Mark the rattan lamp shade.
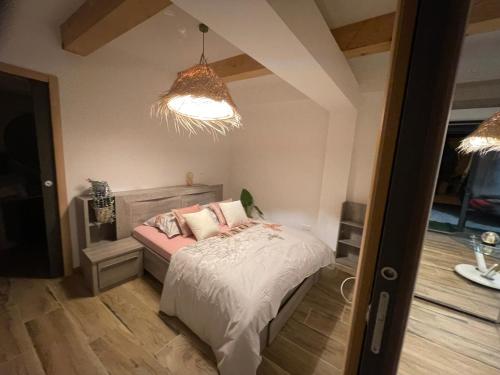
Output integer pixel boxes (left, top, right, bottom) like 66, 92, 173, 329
153, 63, 242, 136
458, 111, 500, 154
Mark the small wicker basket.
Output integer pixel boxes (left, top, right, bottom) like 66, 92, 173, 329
94, 206, 115, 224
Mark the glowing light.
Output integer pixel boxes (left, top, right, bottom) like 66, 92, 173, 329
167, 95, 234, 121
458, 111, 500, 154
152, 24, 242, 137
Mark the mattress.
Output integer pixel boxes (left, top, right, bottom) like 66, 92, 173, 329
133, 225, 195, 261
133, 224, 231, 261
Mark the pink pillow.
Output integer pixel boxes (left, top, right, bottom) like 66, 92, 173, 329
209, 199, 232, 225
172, 204, 201, 237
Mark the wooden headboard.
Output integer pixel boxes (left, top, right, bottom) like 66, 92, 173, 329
114, 184, 222, 239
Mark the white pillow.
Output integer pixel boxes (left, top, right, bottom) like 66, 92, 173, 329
183, 209, 220, 241
219, 200, 249, 228
144, 212, 180, 238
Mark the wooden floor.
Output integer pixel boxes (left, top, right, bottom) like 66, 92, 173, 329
415, 231, 500, 322
1, 256, 499, 374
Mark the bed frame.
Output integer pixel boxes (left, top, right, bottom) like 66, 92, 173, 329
114, 184, 319, 348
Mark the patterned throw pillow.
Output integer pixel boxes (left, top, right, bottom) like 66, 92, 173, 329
209, 199, 232, 225
155, 212, 181, 238
144, 212, 180, 238
172, 204, 202, 237
202, 204, 222, 224
144, 215, 157, 227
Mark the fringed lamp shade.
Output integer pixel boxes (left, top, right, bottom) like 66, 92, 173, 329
458, 111, 500, 154
153, 63, 242, 137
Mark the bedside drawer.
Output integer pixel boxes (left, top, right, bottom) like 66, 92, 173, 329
98, 251, 142, 290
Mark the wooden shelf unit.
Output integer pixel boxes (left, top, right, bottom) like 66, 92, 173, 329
76, 196, 116, 255
340, 220, 364, 229
338, 238, 362, 248
335, 201, 366, 275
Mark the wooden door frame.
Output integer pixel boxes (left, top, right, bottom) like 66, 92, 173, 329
343, 1, 419, 372
0, 61, 72, 275
343, 0, 471, 373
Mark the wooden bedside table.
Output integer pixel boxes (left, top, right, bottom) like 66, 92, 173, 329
81, 236, 144, 295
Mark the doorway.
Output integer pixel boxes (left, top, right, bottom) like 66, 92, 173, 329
430, 120, 500, 234
343, 0, 474, 373
0, 71, 63, 278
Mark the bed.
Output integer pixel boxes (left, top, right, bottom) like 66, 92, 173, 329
114, 185, 333, 375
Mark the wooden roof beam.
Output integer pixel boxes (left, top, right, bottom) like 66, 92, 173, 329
209, 54, 271, 83
61, 0, 500, 84
333, 0, 500, 58
61, 0, 172, 56
214, 0, 500, 82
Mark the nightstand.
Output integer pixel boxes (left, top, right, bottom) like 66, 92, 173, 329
81, 237, 144, 295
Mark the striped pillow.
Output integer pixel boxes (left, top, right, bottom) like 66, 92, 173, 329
172, 204, 201, 237
144, 212, 180, 238
209, 199, 232, 225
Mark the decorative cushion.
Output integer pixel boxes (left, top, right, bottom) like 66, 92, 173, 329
183, 209, 220, 241
202, 204, 221, 223
155, 213, 181, 238
219, 200, 249, 228
209, 199, 232, 225
172, 204, 201, 237
144, 212, 181, 238
144, 216, 157, 227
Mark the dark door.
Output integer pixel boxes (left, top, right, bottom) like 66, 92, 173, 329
356, 0, 471, 373
0, 72, 62, 278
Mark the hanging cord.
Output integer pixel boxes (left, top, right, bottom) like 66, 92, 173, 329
199, 23, 208, 65
340, 276, 356, 304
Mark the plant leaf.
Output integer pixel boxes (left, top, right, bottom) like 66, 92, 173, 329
254, 205, 264, 216
246, 206, 253, 218
240, 188, 253, 207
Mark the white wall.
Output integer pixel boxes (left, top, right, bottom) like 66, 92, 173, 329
0, 0, 378, 266
227, 76, 329, 230
316, 109, 357, 246
173, 0, 361, 251
347, 103, 500, 205
0, 0, 237, 266
1, 0, 340, 265
345, 53, 390, 204
344, 28, 500, 205
346, 91, 386, 203
227, 74, 359, 250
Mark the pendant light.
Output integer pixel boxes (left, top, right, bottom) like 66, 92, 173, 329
458, 111, 500, 154
153, 24, 242, 137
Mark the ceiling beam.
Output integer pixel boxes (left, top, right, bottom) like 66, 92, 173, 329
209, 54, 271, 82
453, 79, 500, 109
467, 0, 500, 34
332, 13, 395, 59
174, 0, 359, 110
62, 0, 500, 85
61, 0, 172, 56
333, 0, 500, 58
213, 0, 500, 83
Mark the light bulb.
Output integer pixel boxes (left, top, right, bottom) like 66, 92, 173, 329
167, 95, 234, 121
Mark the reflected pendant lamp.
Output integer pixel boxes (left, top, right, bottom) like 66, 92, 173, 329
153, 24, 242, 137
458, 111, 500, 154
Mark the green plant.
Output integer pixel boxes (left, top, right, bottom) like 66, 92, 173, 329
240, 188, 263, 218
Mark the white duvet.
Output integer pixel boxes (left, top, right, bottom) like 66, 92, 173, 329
160, 223, 333, 375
